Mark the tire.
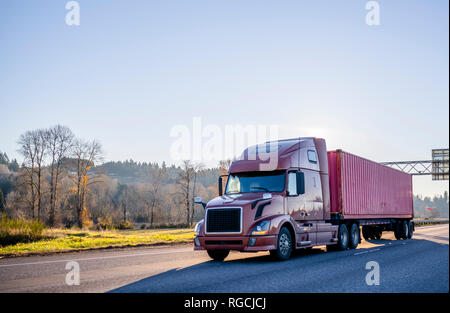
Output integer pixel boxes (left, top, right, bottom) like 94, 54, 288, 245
349, 223, 360, 249
270, 227, 293, 261
407, 221, 414, 239
394, 222, 402, 240
207, 249, 229, 261
336, 224, 349, 250
401, 220, 409, 239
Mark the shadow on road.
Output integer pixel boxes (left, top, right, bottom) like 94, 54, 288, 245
108, 235, 448, 293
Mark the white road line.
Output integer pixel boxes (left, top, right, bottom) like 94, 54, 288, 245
354, 248, 380, 256
0, 248, 194, 268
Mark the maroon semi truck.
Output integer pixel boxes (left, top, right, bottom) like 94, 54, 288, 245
193, 137, 414, 261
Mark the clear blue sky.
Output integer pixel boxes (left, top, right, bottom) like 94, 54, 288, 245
0, 0, 448, 197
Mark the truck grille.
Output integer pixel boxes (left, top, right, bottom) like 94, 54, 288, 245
206, 208, 241, 233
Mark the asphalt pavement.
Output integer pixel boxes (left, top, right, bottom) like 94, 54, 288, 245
0, 224, 448, 293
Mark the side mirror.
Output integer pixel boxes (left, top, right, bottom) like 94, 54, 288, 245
194, 196, 206, 209
194, 196, 202, 203
218, 177, 223, 196
296, 171, 305, 195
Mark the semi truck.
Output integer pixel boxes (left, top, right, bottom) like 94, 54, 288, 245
193, 137, 414, 261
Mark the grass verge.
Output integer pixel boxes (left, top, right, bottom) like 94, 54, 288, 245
0, 228, 194, 257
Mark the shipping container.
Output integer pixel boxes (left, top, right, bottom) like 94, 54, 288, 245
328, 150, 413, 219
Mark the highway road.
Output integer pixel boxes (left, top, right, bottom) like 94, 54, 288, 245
0, 224, 448, 293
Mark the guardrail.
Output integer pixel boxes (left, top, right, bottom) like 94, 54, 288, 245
413, 219, 449, 226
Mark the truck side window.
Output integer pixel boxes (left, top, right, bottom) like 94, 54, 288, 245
307, 150, 317, 164
287, 172, 297, 196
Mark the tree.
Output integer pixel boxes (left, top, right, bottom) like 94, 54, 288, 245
0, 189, 5, 212
177, 160, 195, 226
219, 159, 232, 175
17, 129, 47, 219
190, 162, 204, 226
71, 139, 103, 228
46, 125, 74, 227
113, 182, 129, 222
145, 165, 166, 227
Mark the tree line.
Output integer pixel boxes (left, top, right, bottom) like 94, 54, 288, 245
414, 193, 449, 218
0, 125, 228, 229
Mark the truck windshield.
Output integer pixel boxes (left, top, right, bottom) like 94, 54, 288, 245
225, 170, 286, 194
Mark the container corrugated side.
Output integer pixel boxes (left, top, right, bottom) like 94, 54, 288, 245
328, 150, 413, 219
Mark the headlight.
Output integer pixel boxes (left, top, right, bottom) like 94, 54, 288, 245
251, 220, 270, 235
194, 219, 204, 236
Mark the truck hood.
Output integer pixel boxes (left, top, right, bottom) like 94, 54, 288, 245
206, 192, 281, 208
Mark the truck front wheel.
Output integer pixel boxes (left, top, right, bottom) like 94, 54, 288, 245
270, 227, 292, 261
207, 249, 230, 261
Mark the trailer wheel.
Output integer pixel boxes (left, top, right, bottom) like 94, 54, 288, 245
270, 227, 292, 261
400, 220, 409, 239
394, 222, 402, 240
349, 223, 360, 249
407, 221, 414, 239
337, 224, 349, 250
207, 250, 229, 261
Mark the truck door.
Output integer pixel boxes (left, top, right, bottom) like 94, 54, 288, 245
286, 170, 307, 221
304, 170, 323, 221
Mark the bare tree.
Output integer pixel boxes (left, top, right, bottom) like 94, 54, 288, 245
17, 129, 47, 220
144, 165, 166, 227
219, 159, 232, 175
71, 139, 102, 228
46, 125, 74, 227
34, 129, 47, 222
177, 160, 194, 226
190, 162, 204, 225
17, 131, 37, 218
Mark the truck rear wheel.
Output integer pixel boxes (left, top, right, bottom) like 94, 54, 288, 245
349, 223, 360, 249
336, 224, 349, 250
207, 249, 229, 261
270, 227, 292, 261
407, 221, 414, 239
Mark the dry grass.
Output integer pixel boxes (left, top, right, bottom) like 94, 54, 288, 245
0, 227, 194, 257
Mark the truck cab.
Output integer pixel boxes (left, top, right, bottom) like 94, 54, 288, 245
193, 137, 339, 261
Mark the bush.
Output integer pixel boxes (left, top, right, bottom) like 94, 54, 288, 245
0, 214, 46, 246
117, 220, 134, 230
80, 208, 93, 229
97, 216, 115, 230
147, 223, 190, 229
